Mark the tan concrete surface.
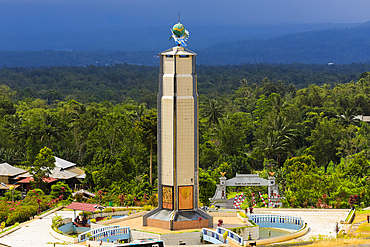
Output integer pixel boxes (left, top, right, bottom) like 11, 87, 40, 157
108, 216, 245, 234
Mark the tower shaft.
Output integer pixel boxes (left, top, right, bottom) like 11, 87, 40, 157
144, 46, 212, 230
159, 46, 198, 211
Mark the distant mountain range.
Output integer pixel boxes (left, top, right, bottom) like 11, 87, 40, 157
199, 21, 370, 65
0, 22, 370, 66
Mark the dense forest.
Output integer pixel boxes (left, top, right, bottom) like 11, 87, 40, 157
1, 64, 370, 209
0, 63, 370, 108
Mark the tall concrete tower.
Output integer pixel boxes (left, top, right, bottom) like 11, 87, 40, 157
143, 45, 212, 230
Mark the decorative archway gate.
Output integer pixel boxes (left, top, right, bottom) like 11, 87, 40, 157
209, 174, 282, 208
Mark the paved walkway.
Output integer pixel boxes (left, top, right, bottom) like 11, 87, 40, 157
254, 208, 349, 240
0, 208, 351, 246
0, 210, 82, 247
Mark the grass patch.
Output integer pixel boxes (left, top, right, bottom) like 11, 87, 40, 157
238, 211, 248, 218
47, 241, 71, 245
268, 238, 370, 247
353, 210, 370, 224
0, 222, 19, 235
248, 220, 257, 227
357, 222, 370, 232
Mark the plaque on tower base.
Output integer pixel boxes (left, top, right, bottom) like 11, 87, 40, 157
162, 186, 173, 210
179, 186, 193, 210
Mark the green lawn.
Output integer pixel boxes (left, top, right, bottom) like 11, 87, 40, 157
353, 210, 370, 224
357, 222, 370, 232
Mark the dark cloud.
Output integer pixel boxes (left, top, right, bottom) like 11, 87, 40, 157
0, 0, 369, 31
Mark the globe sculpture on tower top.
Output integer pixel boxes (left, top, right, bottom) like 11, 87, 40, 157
169, 22, 189, 47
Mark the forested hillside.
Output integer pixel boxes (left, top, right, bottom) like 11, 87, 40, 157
0, 63, 369, 108
1, 65, 370, 208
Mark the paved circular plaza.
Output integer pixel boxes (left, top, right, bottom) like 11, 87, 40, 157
0, 208, 351, 246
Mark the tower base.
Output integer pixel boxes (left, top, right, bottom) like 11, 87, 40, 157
143, 208, 213, 230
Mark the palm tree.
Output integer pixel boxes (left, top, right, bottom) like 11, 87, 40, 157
41, 113, 65, 147
6, 114, 35, 162
205, 99, 223, 126
338, 108, 360, 127
257, 115, 296, 165
268, 93, 290, 116
130, 103, 147, 123
68, 101, 88, 162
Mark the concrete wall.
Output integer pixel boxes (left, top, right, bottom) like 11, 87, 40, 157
61, 218, 72, 225
237, 226, 259, 240
160, 231, 201, 246
245, 223, 309, 246
173, 219, 209, 230
131, 230, 202, 246
236, 212, 248, 223
147, 218, 171, 229
50, 227, 79, 244
58, 222, 90, 235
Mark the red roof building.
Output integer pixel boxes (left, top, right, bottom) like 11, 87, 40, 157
67, 202, 103, 212
18, 177, 57, 184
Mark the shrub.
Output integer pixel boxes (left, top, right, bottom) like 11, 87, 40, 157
74, 193, 83, 202
26, 189, 45, 198
238, 211, 248, 218
143, 205, 153, 211
90, 219, 96, 223
51, 214, 63, 229
4, 190, 22, 201
103, 207, 113, 213
79, 211, 92, 217
50, 182, 72, 200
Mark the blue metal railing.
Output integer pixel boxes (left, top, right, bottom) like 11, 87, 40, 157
202, 227, 243, 245
249, 214, 304, 230
78, 225, 120, 242
217, 227, 243, 245
88, 227, 130, 242
202, 228, 228, 244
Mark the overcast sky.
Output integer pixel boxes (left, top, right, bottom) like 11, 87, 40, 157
0, 0, 369, 31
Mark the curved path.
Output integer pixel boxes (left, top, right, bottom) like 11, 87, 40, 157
0, 211, 81, 247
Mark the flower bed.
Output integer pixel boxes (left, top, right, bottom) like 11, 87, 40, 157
0, 189, 64, 227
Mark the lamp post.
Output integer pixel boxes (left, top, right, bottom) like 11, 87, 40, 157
1, 182, 14, 202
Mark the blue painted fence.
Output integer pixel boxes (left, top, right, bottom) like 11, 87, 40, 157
202, 227, 243, 245
217, 227, 243, 245
249, 214, 304, 230
202, 228, 227, 244
87, 226, 130, 243
78, 225, 122, 242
